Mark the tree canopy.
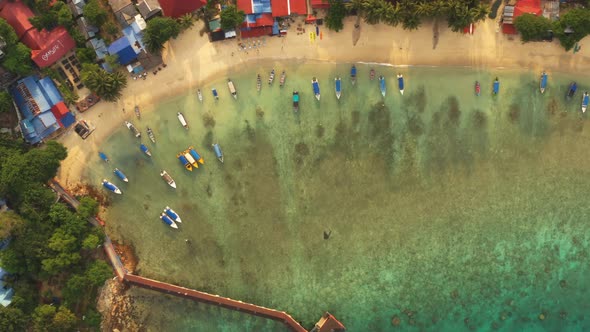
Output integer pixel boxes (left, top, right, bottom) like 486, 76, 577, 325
514, 14, 552, 42
220, 5, 245, 31
553, 8, 590, 51
0, 19, 33, 76
83, 0, 108, 28
325, 0, 346, 32
0, 91, 13, 113
80, 64, 128, 102
142, 17, 181, 53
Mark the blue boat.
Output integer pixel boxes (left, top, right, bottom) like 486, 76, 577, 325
178, 154, 192, 171
397, 74, 404, 95
164, 206, 182, 223
99, 152, 109, 163
312, 77, 320, 101
160, 213, 178, 229
292, 91, 299, 112
140, 143, 152, 157
379, 76, 386, 97
493, 77, 500, 95
102, 179, 122, 194
582, 92, 589, 113
189, 147, 204, 165
335, 77, 342, 100
350, 65, 357, 85
567, 82, 577, 99
213, 143, 224, 163
212, 88, 219, 100
540, 72, 548, 94
113, 168, 128, 182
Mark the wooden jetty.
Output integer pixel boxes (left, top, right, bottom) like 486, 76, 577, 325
50, 179, 346, 332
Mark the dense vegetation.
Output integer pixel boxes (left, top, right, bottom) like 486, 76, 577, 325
80, 63, 128, 102
0, 136, 112, 331
325, 0, 347, 32
514, 14, 553, 42
142, 17, 181, 53
327, 0, 489, 32
220, 5, 246, 31
0, 19, 33, 76
553, 8, 590, 51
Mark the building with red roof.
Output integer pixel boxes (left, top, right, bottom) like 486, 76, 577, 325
0, 0, 75, 68
502, 0, 542, 35
311, 0, 330, 9
158, 0, 206, 18
272, 0, 289, 17
289, 0, 307, 15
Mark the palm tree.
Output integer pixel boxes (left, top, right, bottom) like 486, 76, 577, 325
384, 2, 402, 26
469, 4, 489, 22
81, 64, 127, 102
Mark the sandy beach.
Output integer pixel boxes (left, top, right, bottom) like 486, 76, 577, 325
55, 16, 590, 189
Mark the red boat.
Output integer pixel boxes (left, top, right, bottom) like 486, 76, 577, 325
475, 81, 481, 96
370, 68, 375, 80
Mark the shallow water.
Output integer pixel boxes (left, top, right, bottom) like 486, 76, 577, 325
88, 63, 590, 331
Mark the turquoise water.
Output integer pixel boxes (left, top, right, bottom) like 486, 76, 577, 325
88, 63, 590, 331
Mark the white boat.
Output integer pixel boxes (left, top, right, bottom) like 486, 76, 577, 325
160, 170, 177, 189
582, 92, 589, 113
160, 213, 178, 229
184, 152, 198, 168
279, 71, 286, 87
197, 89, 203, 102
147, 127, 156, 143
227, 79, 237, 99
125, 121, 141, 138
177, 112, 188, 129
268, 69, 275, 85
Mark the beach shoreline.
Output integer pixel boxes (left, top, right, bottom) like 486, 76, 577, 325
55, 16, 589, 190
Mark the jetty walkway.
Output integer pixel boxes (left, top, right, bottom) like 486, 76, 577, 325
49, 180, 345, 332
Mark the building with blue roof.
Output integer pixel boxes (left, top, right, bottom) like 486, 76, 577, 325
10, 75, 75, 144
107, 21, 146, 66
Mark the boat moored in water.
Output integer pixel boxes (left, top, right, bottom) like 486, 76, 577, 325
102, 179, 122, 194
160, 170, 177, 189
177, 153, 193, 171
140, 143, 152, 157
227, 79, 237, 99
540, 72, 548, 94
189, 146, 205, 165
114, 168, 128, 182
197, 89, 203, 102
256, 74, 262, 92
212, 88, 219, 100
184, 151, 199, 168
99, 152, 109, 163
379, 75, 386, 97
213, 143, 224, 163
312, 77, 320, 101
279, 71, 286, 87
567, 82, 577, 99
134, 106, 141, 119
397, 74, 404, 95
125, 121, 141, 138
475, 81, 481, 96
335, 77, 342, 100
177, 112, 188, 129
268, 69, 275, 85
582, 92, 589, 113
160, 213, 178, 229
292, 91, 299, 112
370, 68, 375, 81
493, 78, 500, 95
351, 65, 357, 85
164, 206, 182, 223
147, 127, 156, 143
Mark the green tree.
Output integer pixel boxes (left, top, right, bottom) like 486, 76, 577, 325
220, 5, 245, 31
178, 13, 195, 30
104, 54, 120, 71
62, 274, 88, 306
142, 17, 181, 53
0, 306, 27, 332
553, 8, 590, 51
52, 306, 77, 332
0, 18, 19, 45
83, 0, 108, 27
103, 21, 119, 36
0, 91, 13, 113
55, 2, 74, 28
2, 43, 34, 76
85, 260, 112, 287
0, 211, 25, 239
81, 234, 100, 250
80, 64, 128, 102
77, 197, 99, 219
75, 48, 96, 64
32, 304, 56, 332
514, 13, 552, 42
325, 0, 346, 32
